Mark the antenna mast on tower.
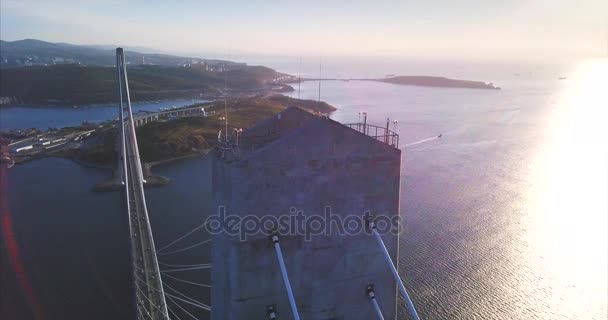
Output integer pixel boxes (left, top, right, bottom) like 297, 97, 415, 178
318, 57, 322, 102
298, 57, 302, 99
224, 63, 228, 142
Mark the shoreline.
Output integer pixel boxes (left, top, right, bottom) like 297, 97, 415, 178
5, 142, 210, 172
91, 151, 213, 192
10, 147, 213, 192
3, 93, 338, 182
147, 149, 212, 168
0, 97, 214, 109
1, 86, 294, 109
4, 151, 204, 191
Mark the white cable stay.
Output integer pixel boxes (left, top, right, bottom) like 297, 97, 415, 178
163, 280, 212, 311
166, 294, 200, 320
271, 234, 301, 320
136, 283, 168, 318
135, 282, 172, 319
135, 273, 211, 312
157, 239, 212, 256
159, 262, 212, 268
368, 219, 421, 320
133, 263, 146, 273
166, 302, 183, 320
165, 292, 211, 311
136, 263, 210, 288
134, 283, 154, 319
156, 223, 208, 253
161, 265, 212, 273
137, 299, 153, 320
366, 285, 385, 320
162, 273, 212, 288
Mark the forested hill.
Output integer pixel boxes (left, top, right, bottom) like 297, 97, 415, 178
0, 39, 233, 68
0, 64, 292, 105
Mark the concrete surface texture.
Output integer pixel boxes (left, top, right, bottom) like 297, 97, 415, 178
211, 107, 402, 320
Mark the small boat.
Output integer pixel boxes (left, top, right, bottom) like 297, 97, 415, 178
558, 76, 567, 80
438, 134, 442, 138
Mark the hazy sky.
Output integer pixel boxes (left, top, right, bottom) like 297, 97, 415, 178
1, 0, 606, 62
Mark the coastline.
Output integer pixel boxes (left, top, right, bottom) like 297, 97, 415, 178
10, 151, 205, 192
147, 149, 212, 168
0, 86, 294, 109
3, 93, 332, 190
90, 149, 214, 192
0, 97, 214, 109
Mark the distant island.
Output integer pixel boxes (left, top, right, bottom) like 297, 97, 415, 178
379, 76, 500, 90
300, 76, 500, 90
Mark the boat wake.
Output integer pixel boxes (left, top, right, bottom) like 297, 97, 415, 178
403, 135, 441, 147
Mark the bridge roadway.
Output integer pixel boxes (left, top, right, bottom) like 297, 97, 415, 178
125, 121, 169, 320
132, 103, 214, 127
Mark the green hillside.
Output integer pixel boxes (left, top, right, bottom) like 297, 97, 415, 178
0, 64, 288, 105
0, 39, 232, 68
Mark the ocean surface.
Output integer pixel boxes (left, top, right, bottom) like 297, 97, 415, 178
3, 59, 607, 320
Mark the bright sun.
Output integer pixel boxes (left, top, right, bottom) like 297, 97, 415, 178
525, 58, 608, 316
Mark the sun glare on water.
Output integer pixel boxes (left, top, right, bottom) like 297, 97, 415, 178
524, 58, 608, 318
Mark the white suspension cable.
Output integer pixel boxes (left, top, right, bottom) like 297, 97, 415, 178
368, 220, 421, 320
167, 302, 184, 320
166, 295, 200, 320
271, 234, 301, 320
135, 283, 172, 319
162, 281, 212, 311
367, 285, 385, 320
164, 292, 211, 311
162, 273, 212, 288
157, 239, 211, 256
159, 262, 212, 268
137, 299, 152, 320
135, 275, 176, 315
156, 223, 207, 253
161, 265, 212, 273
135, 283, 158, 320
136, 273, 211, 312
